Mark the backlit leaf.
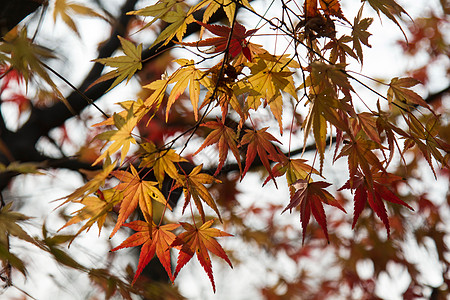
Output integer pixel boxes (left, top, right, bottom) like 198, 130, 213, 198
339, 171, 413, 237
53, 0, 104, 36
171, 219, 233, 292
139, 142, 187, 186
111, 221, 180, 284
175, 165, 222, 222
59, 189, 122, 240
239, 127, 284, 185
93, 107, 138, 166
194, 119, 241, 176
90, 36, 142, 92
179, 21, 258, 61
110, 165, 169, 237
166, 59, 211, 121
282, 180, 346, 243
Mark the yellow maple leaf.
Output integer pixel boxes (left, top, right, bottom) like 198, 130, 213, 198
150, 3, 195, 49
242, 57, 297, 133
191, 0, 254, 32
166, 59, 211, 121
139, 142, 187, 186
143, 78, 169, 107
60, 157, 116, 205
59, 189, 122, 240
93, 107, 138, 166
90, 36, 142, 92
53, 0, 105, 36
127, 0, 179, 31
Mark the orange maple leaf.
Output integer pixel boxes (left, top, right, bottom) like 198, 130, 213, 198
171, 219, 233, 292
175, 164, 222, 222
194, 119, 241, 176
239, 127, 284, 185
336, 136, 386, 189
304, 0, 349, 22
111, 221, 180, 284
110, 165, 170, 237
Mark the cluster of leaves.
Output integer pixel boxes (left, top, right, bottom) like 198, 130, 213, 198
0, 0, 449, 298
52, 0, 450, 292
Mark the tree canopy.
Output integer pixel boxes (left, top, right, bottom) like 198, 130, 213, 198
0, 0, 449, 298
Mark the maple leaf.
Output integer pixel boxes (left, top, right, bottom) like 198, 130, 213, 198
324, 35, 358, 64
191, 0, 254, 28
263, 157, 319, 186
143, 78, 169, 109
364, 0, 409, 39
149, 3, 195, 49
194, 119, 241, 176
318, 0, 350, 23
336, 136, 386, 189
110, 165, 170, 237
244, 57, 298, 132
111, 220, 180, 284
139, 142, 187, 186
239, 127, 284, 185
402, 115, 450, 175
90, 36, 142, 92
0, 162, 44, 175
387, 77, 430, 109
61, 157, 116, 205
53, 0, 104, 36
127, 0, 179, 31
59, 189, 122, 240
282, 179, 346, 243
0, 203, 40, 274
0, 28, 72, 110
166, 59, 212, 121
358, 112, 382, 144
302, 84, 349, 172
93, 107, 138, 166
179, 21, 258, 61
352, 7, 373, 64
339, 171, 413, 237
171, 219, 233, 292
175, 164, 222, 222
41, 224, 86, 271
178, 164, 222, 222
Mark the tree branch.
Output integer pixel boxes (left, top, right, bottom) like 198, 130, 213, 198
0, 0, 44, 36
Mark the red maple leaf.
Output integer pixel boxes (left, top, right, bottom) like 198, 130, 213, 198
179, 21, 258, 61
339, 171, 414, 237
282, 179, 346, 243
111, 221, 180, 284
